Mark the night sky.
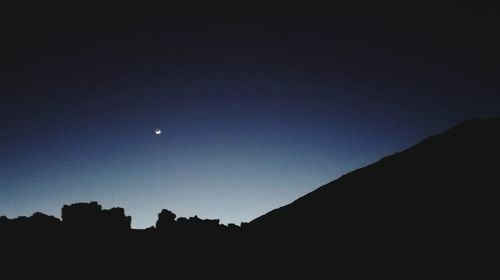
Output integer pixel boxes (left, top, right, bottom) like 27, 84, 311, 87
1, 2, 499, 228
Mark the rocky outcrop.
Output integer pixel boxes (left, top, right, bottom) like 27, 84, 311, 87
62, 202, 131, 231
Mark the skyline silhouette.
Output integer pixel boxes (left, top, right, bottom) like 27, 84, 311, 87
2, 117, 499, 228
2, 3, 499, 279
2, 117, 499, 279
2, 2, 500, 228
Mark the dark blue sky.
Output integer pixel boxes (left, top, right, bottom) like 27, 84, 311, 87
1, 2, 499, 228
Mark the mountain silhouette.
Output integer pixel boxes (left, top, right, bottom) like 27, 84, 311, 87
247, 117, 500, 279
1, 118, 498, 279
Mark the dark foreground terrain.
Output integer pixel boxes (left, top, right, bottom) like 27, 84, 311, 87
2, 118, 499, 279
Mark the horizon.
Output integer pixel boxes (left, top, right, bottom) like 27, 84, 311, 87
2, 3, 500, 229
2, 117, 498, 229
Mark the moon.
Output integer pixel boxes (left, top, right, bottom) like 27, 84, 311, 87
155, 129, 162, 135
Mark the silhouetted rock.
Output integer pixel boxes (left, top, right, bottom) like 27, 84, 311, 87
1, 118, 499, 280
248, 118, 500, 279
101, 207, 132, 231
62, 201, 102, 230
240, 222, 249, 228
227, 223, 239, 230
0, 215, 10, 231
175, 215, 222, 233
61, 202, 130, 232
29, 212, 61, 227
156, 209, 176, 230
0, 215, 8, 224
0, 212, 61, 239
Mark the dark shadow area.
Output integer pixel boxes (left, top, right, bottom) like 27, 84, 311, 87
1, 118, 499, 279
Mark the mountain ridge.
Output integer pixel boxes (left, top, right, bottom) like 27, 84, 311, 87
250, 117, 499, 226
245, 117, 500, 279
1, 117, 499, 279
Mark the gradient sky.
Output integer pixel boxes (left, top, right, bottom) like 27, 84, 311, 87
1, 2, 499, 228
